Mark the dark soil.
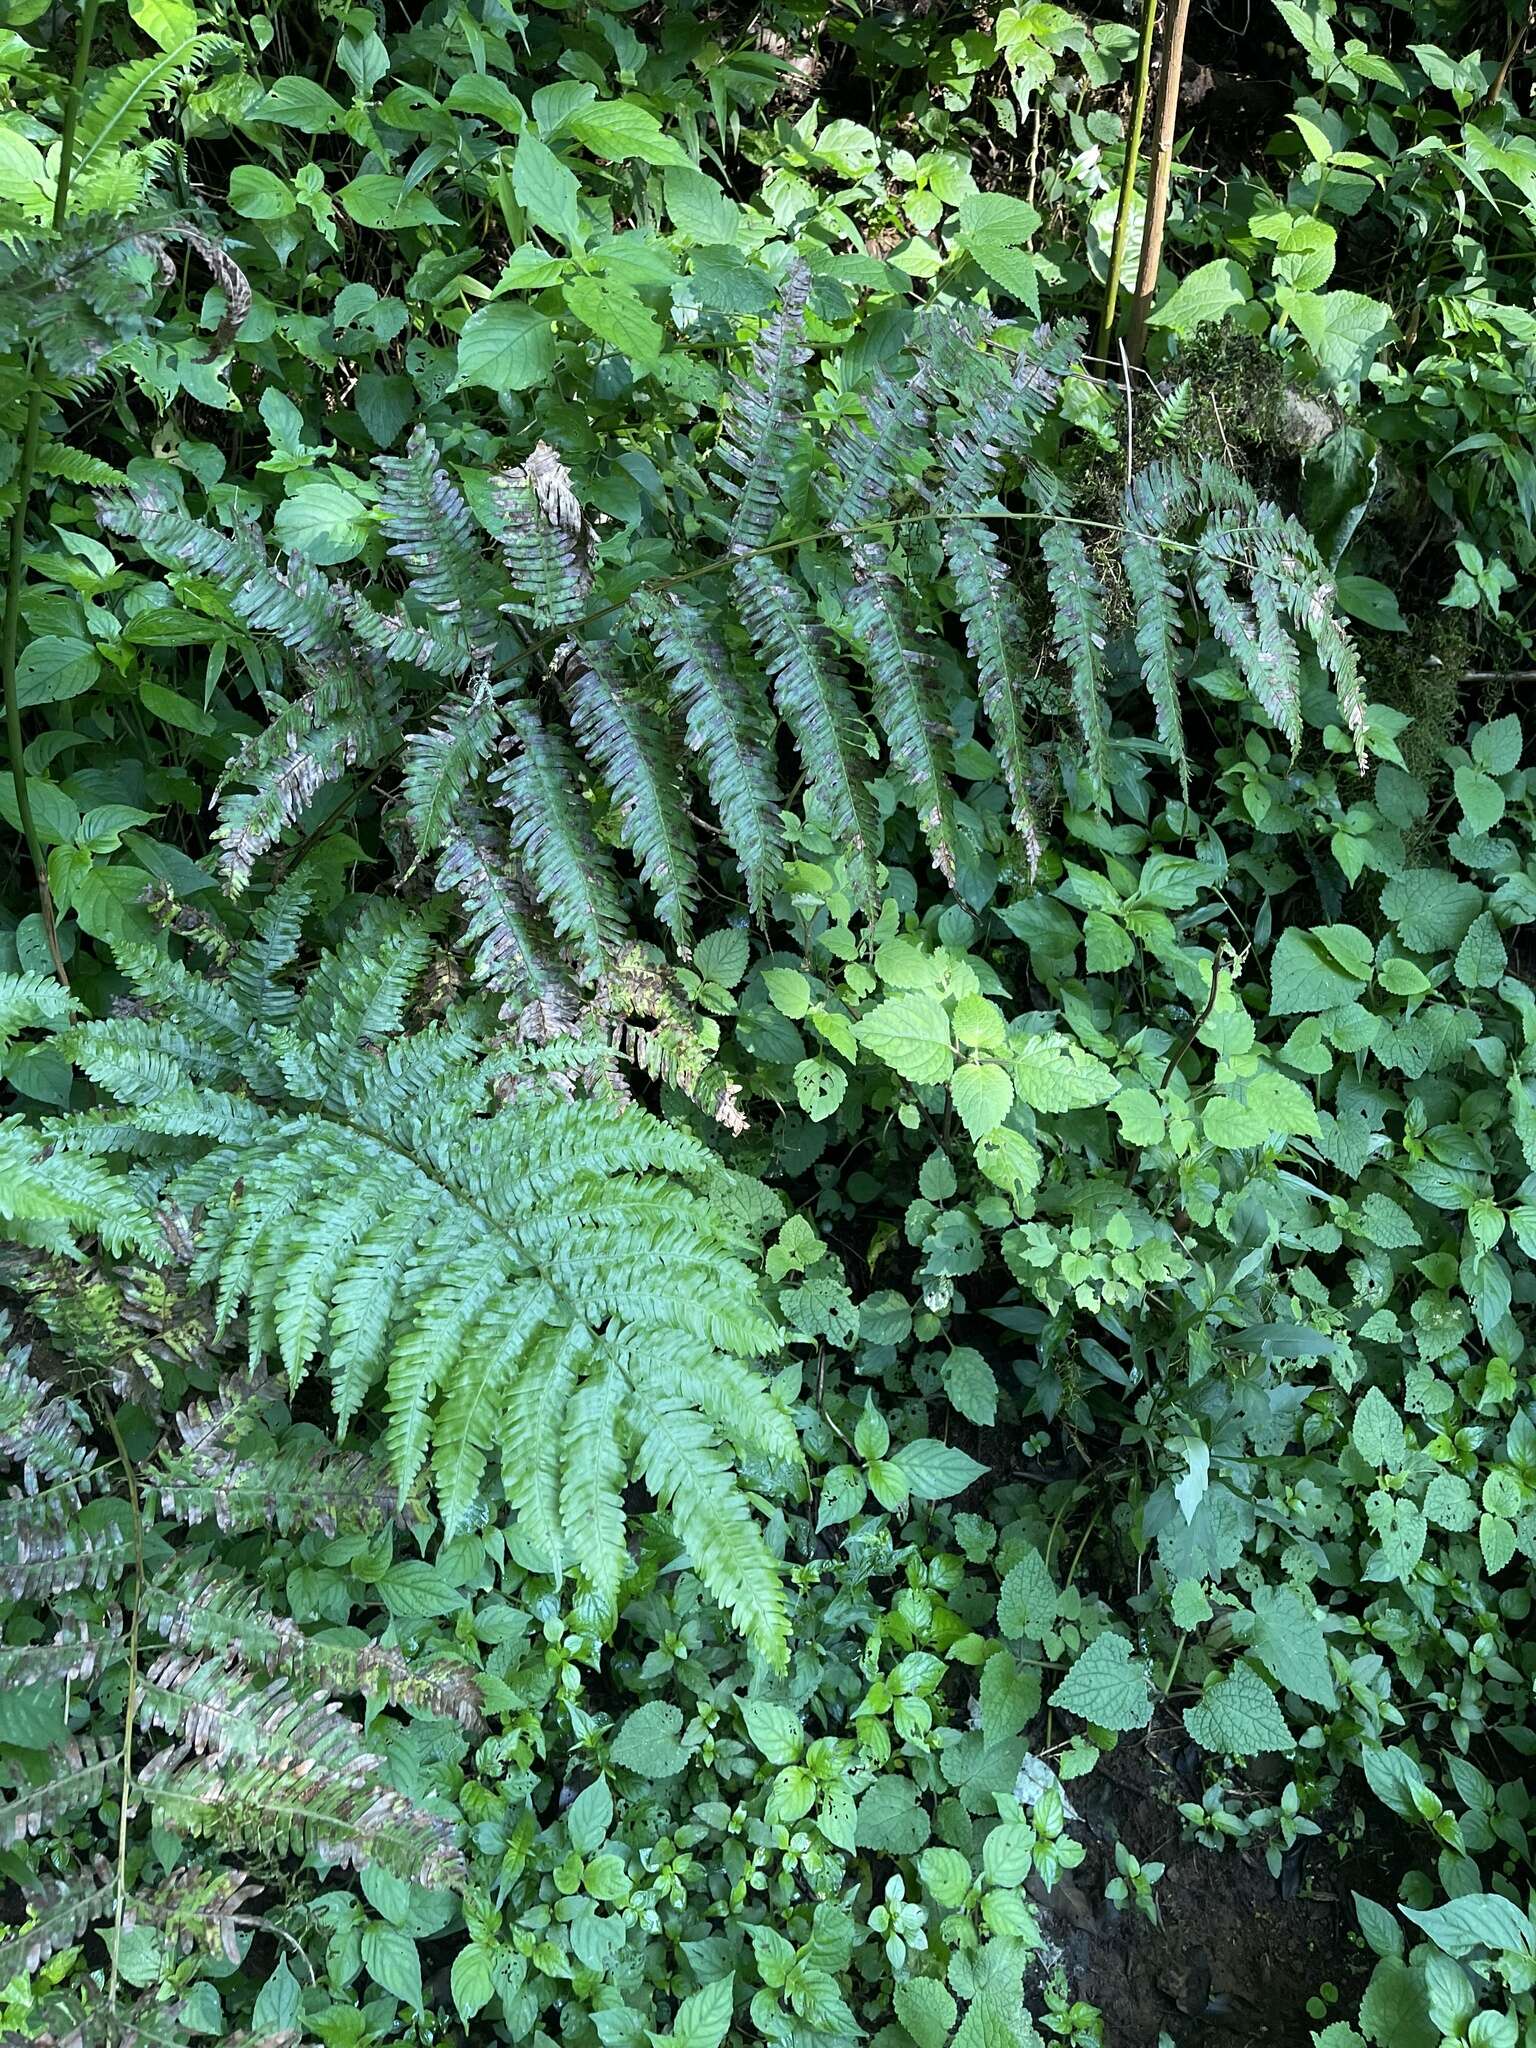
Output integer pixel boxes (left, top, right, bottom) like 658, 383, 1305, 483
1029, 1720, 1403, 2046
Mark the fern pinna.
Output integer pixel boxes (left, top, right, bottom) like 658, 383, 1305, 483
11, 903, 800, 1668
0, 1305, 471, 2028
96, 276, 1369, 1006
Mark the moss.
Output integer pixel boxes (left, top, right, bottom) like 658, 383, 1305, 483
1368, 613, 1471, 788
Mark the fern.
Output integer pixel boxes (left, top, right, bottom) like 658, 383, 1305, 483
636, 591, 784, 918
33, 917, 799, 1664
94, 281, 1369, 971
0, 1278, 480, 1988
1039, 521, 1112, 799
734, 553, 881, 905
714, 259, 813, 552
567, 639, 700, 949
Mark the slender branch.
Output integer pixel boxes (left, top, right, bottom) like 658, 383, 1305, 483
1097, 0, 1159, 359
1123, 0, 1193, 368
1, 0, 102, 988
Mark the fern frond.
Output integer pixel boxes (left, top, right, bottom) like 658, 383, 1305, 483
1195, 511, 1303, 751
434, 812, 570, 1002
70, 36, 234, 195
46, 918, 798, 1661
492, 445, 591, 629
1121, 460, 1198, 793
636, 590, 784, 917
567, 641, 700, 949
0, 1736, 119, 1847
0, 1313, 98, 1495
734, 554, 880, 902
36, 444, 128, 487
943, 520, 1044, 873
715, 261, 812, 552
402, 687, 502, 857
844, 542, 960, 884
0, 1863, 114, 1980
1039, 521, 1110, 799
138, 1738, 464, 1889
97, 490, 355, 664
629, 1378, 791, 1667
496, 703, 626, 978
559, 1356, 628, 1630
0, 1622, 117, 1687
376, 428, 503, 656
433, 1282, 556, 1537
147, 1375, 404, 1536
937, 320, 1081, 507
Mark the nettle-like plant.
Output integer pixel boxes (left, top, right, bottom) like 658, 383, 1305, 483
0, 1304, 473, 2035
98, 277, 1367, 1009
8, 895, 801, 1666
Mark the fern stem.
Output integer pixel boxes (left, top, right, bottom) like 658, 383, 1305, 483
1096, 0, 1159, 359
0, 0, 102, 989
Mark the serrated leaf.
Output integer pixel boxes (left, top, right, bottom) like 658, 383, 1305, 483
1183, 1666, 1293, 1755
855, 994, 954, 1086
1049, 1633, 1152, 1732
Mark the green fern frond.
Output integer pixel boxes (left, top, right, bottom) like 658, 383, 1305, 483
1039, 521, 1110, 800
43, 919, 796, 1661
36, 444, 127, 487
628, 1379, 791, 1665
497, 703, 626, 979
637, 591, 784, 917
69, 36, 234, 197
942, 520, 1044, 873
1121, 460, 1198, 793
377, 428, 504, 656
715, 260, 812, 552
567, 641, 700, 949
937, 320, 1081, 507
402, 687, 502, 857
0, 1312, 99, 1495
734, 554, 880, 904
844, 543, 960, 885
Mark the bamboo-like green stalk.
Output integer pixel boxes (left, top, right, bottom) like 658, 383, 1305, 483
2, 0, 102, 987
1096, 0, 1160, 361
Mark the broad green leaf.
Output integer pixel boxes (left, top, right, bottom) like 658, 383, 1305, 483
855, 994, 954, 1086
1147, 258, 1253, 337
16, 636, 98, 707
455, 302, 557, 391
569, 100, 693, 166
1184, 1667, 1293, 1755
339, 174, 450, 229
1050, 1633, 1152, 1732
563, 275, 664, 361
1269, 927, 1369, 1012
514, 131, 583, 247
890, 1437, 987, 1500
951, 1062, 1013, 1139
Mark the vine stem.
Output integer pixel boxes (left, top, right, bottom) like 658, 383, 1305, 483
1096, 0, 1159, 360
1123, 0, 1193, 368
1, 0, 102, 988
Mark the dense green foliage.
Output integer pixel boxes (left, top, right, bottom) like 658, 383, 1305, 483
5, 3, 1536, 2047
